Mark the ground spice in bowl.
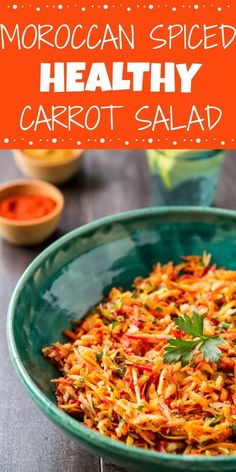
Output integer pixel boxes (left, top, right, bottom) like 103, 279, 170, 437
0, 195, 56, 220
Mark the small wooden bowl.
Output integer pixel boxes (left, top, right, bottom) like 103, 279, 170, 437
0, 180, 64, 246
13, 149, 83, 184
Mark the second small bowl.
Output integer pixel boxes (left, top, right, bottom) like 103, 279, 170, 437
13, 149, 83, 184
0, 179, 64, 246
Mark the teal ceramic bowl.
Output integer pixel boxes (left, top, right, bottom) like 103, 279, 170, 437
7, 207, 236, 472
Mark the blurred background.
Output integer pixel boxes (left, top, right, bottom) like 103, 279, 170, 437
1, 150, 236, 231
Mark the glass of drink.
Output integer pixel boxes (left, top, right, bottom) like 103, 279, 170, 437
147, 149, 225, 206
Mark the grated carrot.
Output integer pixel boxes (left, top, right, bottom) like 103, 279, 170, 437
43, 255, 236, 456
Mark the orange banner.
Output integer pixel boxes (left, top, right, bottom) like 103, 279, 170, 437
0, 0, 235, 149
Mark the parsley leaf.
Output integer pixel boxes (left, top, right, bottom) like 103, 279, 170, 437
164, 339, 200, 366
164, 312, 225, 367
174, 311, 204, 338
199, 337, 224, 363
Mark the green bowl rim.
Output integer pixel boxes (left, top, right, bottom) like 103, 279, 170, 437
7, 206, 236, 464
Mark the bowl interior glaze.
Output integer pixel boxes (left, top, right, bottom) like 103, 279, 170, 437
7, 207, 236, 472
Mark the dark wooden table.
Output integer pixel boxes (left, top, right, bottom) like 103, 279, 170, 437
0, 150, 235, 472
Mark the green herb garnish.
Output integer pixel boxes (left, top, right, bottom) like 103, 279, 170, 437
116, 367, 125, 379
209, 415, 224, 427
164, 312, 225, 367
198, 260, 205, 267
95, 353, 102, 362
111, 320, 119, 330
219, 322, 231, 330
137, 405, 144, 411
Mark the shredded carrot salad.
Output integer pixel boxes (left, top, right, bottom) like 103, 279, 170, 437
43, 254, 236, 456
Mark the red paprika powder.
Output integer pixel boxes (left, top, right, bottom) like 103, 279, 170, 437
0, 195, 56, 220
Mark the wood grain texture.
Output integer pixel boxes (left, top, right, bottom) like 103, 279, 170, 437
0, 150, 235, 472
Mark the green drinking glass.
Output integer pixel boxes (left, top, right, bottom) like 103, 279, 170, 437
147, 149, 225, 206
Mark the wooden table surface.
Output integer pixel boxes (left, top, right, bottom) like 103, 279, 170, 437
0, 150, 235, 472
